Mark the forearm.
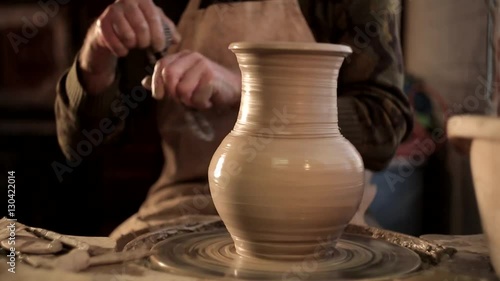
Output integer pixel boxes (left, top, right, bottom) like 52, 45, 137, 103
79, 22, 119, 94
55, 58, 125, 161
338, 86, 411, 171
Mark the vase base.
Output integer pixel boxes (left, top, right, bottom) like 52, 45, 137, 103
232, 233, 342, 261
150, 229, 421, 280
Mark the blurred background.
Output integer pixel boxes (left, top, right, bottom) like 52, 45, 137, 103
0, 0, 498, 237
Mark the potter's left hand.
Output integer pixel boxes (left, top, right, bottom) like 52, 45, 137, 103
143, 50, 241, 109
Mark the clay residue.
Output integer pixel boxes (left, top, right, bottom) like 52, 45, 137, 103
344, 224, 457, 265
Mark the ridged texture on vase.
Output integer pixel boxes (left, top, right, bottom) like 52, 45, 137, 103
208, 42, 364, 260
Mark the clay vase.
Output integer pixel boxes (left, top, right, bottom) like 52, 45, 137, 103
208, 42, 365, 260
447, 115, 500, 277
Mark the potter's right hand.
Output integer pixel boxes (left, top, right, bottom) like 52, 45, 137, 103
79, 0, 181, 95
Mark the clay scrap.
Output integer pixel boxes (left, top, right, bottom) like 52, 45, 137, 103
0, 217, 154, 273
1, 236, 63, 255
345, 224, 457, 264
26, 227, 111, 256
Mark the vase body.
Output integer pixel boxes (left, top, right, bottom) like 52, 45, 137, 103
208, 42, 364, 260
448, 115, 500, 277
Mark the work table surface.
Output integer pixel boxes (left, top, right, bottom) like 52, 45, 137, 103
0, 231, 498, 281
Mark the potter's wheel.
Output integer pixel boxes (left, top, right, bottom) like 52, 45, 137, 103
148, 229, 421, 280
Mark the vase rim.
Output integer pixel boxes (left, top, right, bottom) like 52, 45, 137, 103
229, 41, 353, 56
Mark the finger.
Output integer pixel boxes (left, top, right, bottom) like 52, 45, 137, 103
152, 63, 165, 100
141, 75, 152, 90
166, 52, 204, 100
177, 59, 209, 107
158, 50, 192, 99
192, 84, 214, 109
108, 4, 136, 49
96, 15, 128, 57
123, 2, 151, 49
157, 7, 182, 44
138, 1, 164, 52
153, 50, 191, 99
163, 49, 191, 63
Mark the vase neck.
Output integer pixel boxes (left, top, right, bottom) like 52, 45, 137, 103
232, 53, 345, 137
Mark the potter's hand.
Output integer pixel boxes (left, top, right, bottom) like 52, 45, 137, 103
92, 0, 181, 57
79, 0, 181, 94
144, 50, 241, 109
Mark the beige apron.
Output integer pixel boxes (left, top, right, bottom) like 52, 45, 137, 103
110, 0, 316, 244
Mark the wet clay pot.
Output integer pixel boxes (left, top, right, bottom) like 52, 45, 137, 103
208, 42, 365, 260
447, 115, 500, 277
